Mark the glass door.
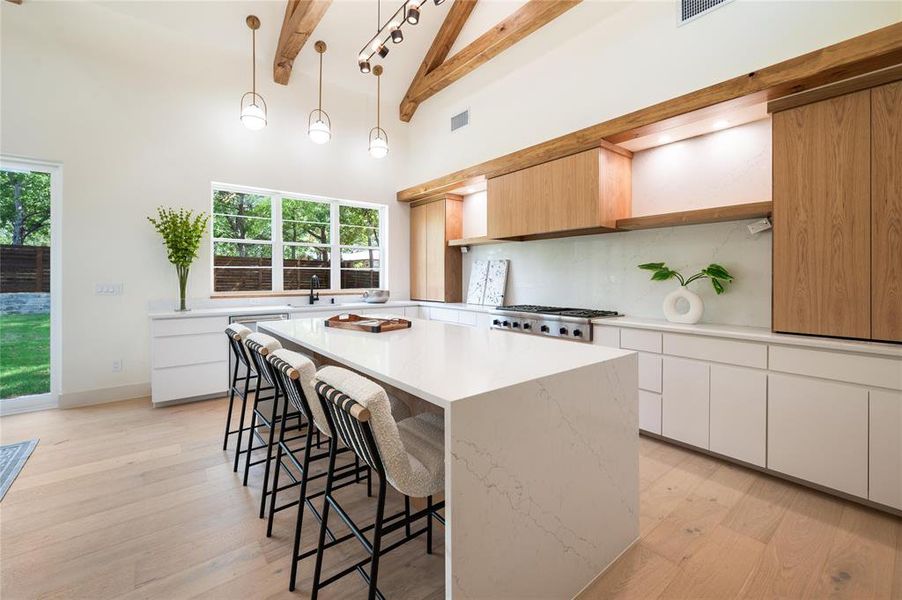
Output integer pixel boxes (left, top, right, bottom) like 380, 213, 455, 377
0, 158, 61, 414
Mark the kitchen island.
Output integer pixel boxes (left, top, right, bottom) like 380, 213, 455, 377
259, 316, 638, 599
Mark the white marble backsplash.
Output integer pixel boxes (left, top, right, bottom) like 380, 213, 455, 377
464, 220, 772, 328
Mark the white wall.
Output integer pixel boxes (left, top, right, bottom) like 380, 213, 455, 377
400, 0, 900, 186
0, 1, 410, 400
465, 221, 773, 327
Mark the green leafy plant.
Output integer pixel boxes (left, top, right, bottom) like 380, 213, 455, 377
638, 262, 734, 295
148, 207, 209, 311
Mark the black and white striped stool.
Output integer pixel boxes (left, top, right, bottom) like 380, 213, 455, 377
310, 367, 445, 600
243, 332, 307, 519
223, 323, 254, 472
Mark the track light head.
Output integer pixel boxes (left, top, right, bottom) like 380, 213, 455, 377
359, 59, 371, 73
391, 28, 403, 43
407, 5, 420, 24
434, 0, 445, 5
377, 44, 389, 58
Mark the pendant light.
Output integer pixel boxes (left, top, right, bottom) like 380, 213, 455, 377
240, 15, 266, 130
308, 41, 331, 145
368, 65, 388, 159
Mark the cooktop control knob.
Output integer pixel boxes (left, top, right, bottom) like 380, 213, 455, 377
512, 322, 520, 328
573, 329, 582, 337
540, 325, 549, 333
492, 319, 501, 326
502, 320, 510, 327
559, 327, 568, 335
523, 323, 531, 330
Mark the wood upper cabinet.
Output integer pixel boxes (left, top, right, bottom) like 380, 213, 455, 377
409, 196, 462, 302
872, 81, 902, 342
486, 146, 631, 239
772, 89, 872, 339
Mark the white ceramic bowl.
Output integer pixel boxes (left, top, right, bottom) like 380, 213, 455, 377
362, 289, 390, 304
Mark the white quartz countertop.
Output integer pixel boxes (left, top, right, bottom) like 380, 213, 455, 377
147, 301, 418, 320
597, 316, 902, 357
259, 317, 633, 407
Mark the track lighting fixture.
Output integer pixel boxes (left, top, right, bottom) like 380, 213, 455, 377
391, 28, 403, 43
358, 0, 440, 69
407, 5, 420, 24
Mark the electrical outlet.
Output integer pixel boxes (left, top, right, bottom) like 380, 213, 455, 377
112, 360, 123, 373
95, 283, 124, 296
747, 218, 772, 235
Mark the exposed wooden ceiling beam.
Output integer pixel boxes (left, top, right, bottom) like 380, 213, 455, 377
397, 21, 902, 202
5, 1, 24, 5
402, 0, 580, 120
400, 0, 478, 122
273, 0, 332, 85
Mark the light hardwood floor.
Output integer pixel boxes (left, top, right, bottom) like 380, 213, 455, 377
1, 397, 900, 599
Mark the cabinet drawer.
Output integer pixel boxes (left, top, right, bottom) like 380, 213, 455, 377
457, 311, 478, 327
638, 353, 662, 393
403, 306, 425, 320
152, 333, 225, 369
152, 316, 229, 337
593, 326, 620, 349
769, 345, 902, 390
767, 373, 868, 498
152, 361, 228, 404
664, 333, 766, 369
709, 365, 766, 467
662, 357, 710, 449
638, 390, 662, 434
621, 329, 662, 353
870, 389, 902, 510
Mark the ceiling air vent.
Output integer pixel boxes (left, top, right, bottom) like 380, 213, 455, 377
678, 0, 734, 25
451, 109, 469, 132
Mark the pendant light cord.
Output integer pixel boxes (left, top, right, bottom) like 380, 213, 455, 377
251, 27, 256, 98
318, 51, 323, 111
377, 73, 381, 129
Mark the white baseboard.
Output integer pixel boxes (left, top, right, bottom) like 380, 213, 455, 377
0, 395, 58, 416
58, 382, 151, 409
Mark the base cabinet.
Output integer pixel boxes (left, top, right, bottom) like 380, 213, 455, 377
709, 365, 766, 467
767, 373, 868, 498
869, 389, 902, 510
638, 390, 662, 434
662, 357, 710, 449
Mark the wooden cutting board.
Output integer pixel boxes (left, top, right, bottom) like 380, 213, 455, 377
324, 313, 412, 333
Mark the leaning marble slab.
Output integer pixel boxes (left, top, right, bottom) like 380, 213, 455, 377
258, 317, 638, 599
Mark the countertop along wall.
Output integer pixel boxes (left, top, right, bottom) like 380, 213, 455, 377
0, 2, 411, 404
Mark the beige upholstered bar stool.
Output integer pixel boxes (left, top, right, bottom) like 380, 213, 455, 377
310, 366, 445, 600
223, 323, 255, 471
267, 349, 413, 592
243, 332, 306, 519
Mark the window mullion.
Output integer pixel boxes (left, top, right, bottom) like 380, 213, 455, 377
272, 195, 284, 292
330, 202, 340, 290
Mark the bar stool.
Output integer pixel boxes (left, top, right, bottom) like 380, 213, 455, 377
243, 332, 307, 519
310, 367, 445, 600
223, 323, 254, 471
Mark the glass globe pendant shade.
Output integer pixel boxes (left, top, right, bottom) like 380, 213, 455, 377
308, 110, 332, 145
369, 128, 389, 158
240, 93, 267, 130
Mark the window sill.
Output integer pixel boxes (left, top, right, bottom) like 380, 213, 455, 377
210, 289, 373, 299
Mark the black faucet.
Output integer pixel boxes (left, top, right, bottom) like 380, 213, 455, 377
308, 274, 321, 305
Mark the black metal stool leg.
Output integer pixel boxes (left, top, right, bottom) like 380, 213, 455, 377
233, 373, 251, 473
404, 496, 411, 537
288, 432, 315, 592
311, 438, 339, 600
223, 360, 240, 451
243, 377, 263, 486
259, 389, 281, 519
266, 393, 291, 536
367, 476, 388, 600
427, 495, 433, 554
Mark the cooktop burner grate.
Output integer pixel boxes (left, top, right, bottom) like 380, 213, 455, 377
497, 305, 620, 318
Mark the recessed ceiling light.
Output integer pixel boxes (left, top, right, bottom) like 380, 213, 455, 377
712, 119, 730, 130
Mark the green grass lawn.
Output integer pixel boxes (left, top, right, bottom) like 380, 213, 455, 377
0, 312, 50, 399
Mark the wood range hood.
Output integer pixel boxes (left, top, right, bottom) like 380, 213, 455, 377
396, 22, 902, 242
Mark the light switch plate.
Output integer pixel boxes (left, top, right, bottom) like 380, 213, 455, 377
95, 283, 124, 296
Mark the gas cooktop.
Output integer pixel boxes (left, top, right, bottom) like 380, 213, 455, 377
490, 305, 621, 342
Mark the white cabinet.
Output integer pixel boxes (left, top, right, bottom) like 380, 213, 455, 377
638, 353, 662, 393
768, 373, 868, 498
593, 326, 620, 349
662, 357, 710, 449
150, 315, 230, 406
639, 390, 662, 434
621, 329, 662, 353
869, 389, 902, 510
709, 365, 766, 466
404, 306, 426, 319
